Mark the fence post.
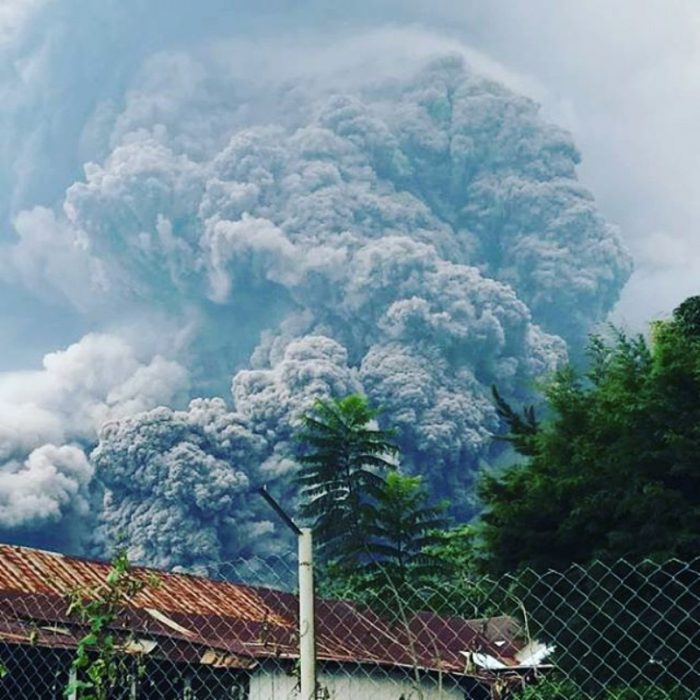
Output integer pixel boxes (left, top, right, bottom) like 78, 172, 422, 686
298, 527, 316, 700
257, 487, 317, 699
67, 667, 77, 700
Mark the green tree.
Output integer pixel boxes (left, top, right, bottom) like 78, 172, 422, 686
318, 471, 453, 606
362, 471, 449, 587
400, 522, 500, 619
367, 471, 447, 583
480, 299, 700, 575
297, 396, 458, 605
296, 394, 397, 567
479, 297, 700, 696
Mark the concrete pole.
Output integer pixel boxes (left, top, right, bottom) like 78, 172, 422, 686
298, 527, 316, 700
67, 667, 77, 700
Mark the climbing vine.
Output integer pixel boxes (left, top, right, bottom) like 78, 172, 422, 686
64, 551, 155, 699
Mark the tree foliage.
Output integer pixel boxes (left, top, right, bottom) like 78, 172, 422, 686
296, 395, 455, 601
480, 296, 700, 575
296, 394, 398, 566
362, 472, 448, 584
65, 551, 155, 699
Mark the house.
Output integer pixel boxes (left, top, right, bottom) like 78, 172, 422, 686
0, 544, 549, 699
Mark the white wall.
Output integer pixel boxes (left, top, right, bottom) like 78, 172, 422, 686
248, 662, 466, 700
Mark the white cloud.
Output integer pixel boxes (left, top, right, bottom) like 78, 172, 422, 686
4, 206, 99, 310
0, 333, 187, 537
0, 0, 50, 47
0, 333, 187, 440
203, 214, 300, 301
0, 443, 92, 529
613, 231, 700, 328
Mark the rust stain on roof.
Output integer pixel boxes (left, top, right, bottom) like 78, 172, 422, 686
0, 544, 531, 680
0, 544, 289, 626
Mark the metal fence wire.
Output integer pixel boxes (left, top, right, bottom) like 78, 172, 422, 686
0, 544, 696, 699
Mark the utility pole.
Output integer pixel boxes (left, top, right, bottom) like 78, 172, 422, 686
258, 486, 316, 700
297, 527, 315, 699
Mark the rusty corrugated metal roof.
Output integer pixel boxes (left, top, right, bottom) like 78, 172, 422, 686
0, 545, 287, 625
0, 544, 527, 679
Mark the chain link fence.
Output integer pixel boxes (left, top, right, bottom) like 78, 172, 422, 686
0, 545, 696, 699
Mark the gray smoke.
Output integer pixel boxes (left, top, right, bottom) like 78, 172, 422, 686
0, 30, 632, 566
0, 333, 186, 551
93, 336, 360, 568
93, 400, 260, 571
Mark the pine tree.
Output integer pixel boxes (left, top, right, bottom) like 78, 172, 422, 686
296, 394, 397, 566
479, 299, 700, 694
480, 297, 700, 575
363, 471, 449, 588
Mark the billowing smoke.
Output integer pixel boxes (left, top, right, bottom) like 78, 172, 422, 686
92, 336, 360, 569
93, 401, 258, 571
0, 17, 632, 567
0, 333, 186, 551
0, 444, 92, 531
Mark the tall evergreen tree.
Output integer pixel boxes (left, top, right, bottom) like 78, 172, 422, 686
362, 471, 449, 588
479, 299, 700, 695
296, 394, 397, 566
480, 296, 700, 575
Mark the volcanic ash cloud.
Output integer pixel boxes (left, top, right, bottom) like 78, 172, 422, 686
3, 52, 633, 565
